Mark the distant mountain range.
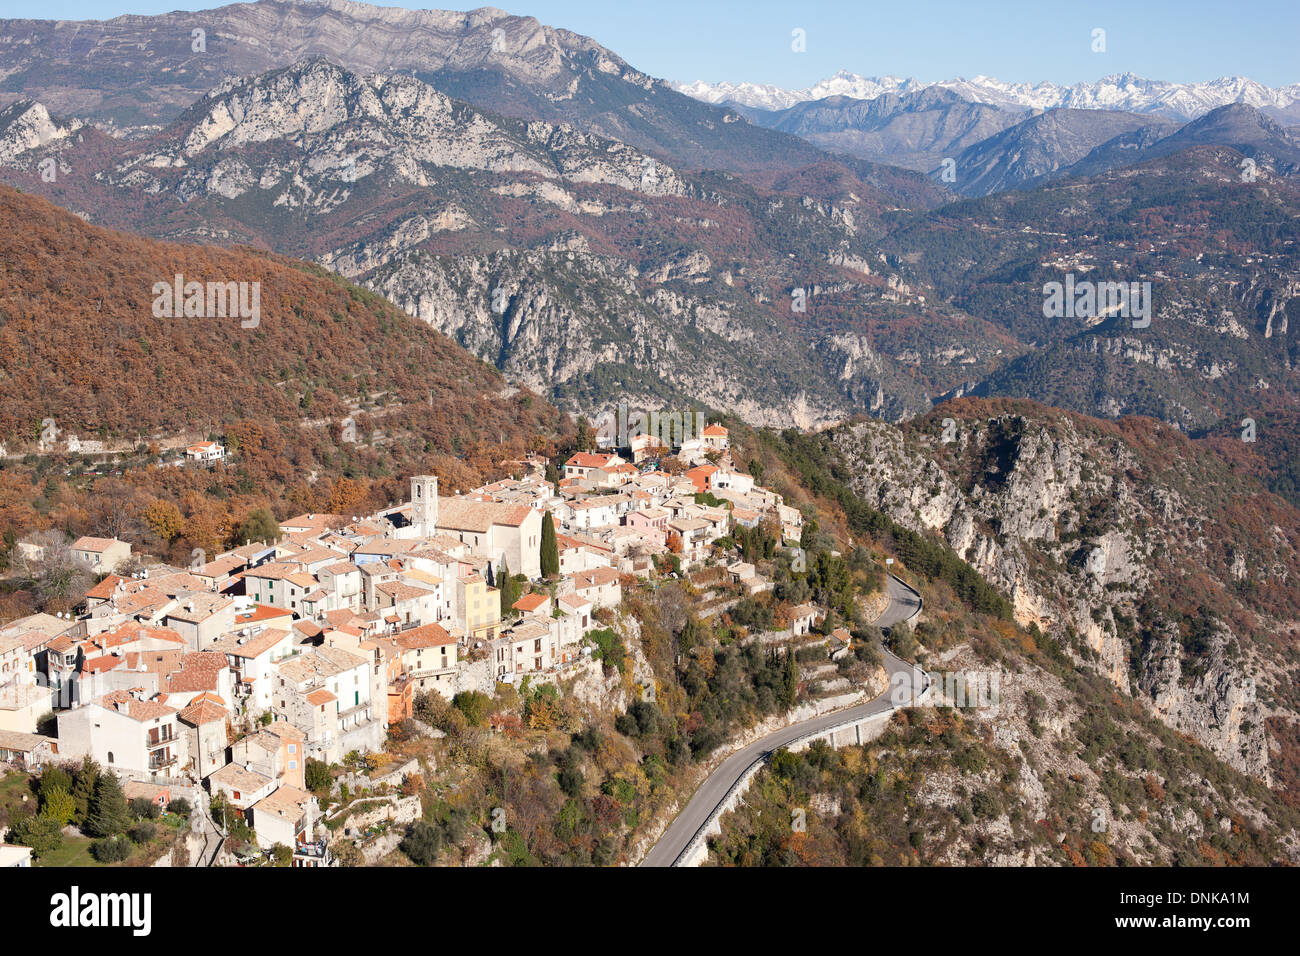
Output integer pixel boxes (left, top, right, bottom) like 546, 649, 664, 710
725, 88, 1300, 197
0, 0, 839, 174
677, 70, 1300, 122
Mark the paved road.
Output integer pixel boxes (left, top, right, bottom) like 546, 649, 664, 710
640, 574, 925, 867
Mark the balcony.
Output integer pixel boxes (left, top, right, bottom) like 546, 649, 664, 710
293, 838, 333, 866
147, 753, 177, 771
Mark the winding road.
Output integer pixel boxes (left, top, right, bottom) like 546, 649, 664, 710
640, 573, 925, 867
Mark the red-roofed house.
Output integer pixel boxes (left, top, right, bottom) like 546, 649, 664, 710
684, 465, 719, 495
701, 424, 729, 451
563, 452, 624, 483
58, 691, 187, 780
185, 441, 226, 463
512, 592, 551, 617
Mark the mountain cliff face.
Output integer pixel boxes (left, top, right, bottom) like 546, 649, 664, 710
0, 0, 831, 173
824, 398, 1300, 782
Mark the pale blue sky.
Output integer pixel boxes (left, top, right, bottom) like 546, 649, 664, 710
5, 0, 1298, 88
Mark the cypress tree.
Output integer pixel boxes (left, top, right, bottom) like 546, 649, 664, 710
70, 756, 100, 825
782, 650, 799, 707
498, 558, 513, 616
540, 512, 559, 578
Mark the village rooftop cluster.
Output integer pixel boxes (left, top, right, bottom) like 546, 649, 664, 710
0, 420, 810, 866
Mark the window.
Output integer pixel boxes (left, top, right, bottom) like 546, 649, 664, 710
288, 760, 297, 770
107, 752, 114, 763
288, 744, 296, 754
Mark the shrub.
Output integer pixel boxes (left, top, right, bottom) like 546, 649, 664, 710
971, 789, 1001, 819
588, 627, 627, 673
128, 821, 157, 844
400, 821, 443, 866
168, 797, 192, 818
10, 814, 63, 858
40, 786, 75, 826
452, 691, 492, 727
305, 759, 333, 793
90, 835, 133, 863
129, 797, 161, 820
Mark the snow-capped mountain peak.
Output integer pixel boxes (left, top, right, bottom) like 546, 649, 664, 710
674, 71, 1300, 120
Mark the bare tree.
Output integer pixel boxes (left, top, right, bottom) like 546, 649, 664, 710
650, 581, 689, 636
15, 530, 93, 612
89, 478, 146, 542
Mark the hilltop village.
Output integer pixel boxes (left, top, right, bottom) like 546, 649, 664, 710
0, 421, 843, 866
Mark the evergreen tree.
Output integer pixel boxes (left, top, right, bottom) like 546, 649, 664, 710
70, 756, 100, 825
540, 512, 559, 578
575, 416, 596, 452
87, 772, 131, 838
782, 650, 799, 707
498, 558, 513, 616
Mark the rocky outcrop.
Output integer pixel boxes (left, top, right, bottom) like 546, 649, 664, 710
829, 408, 1286, 780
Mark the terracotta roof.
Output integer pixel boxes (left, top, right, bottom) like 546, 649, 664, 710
396, 623, 456, 649
100, 691, 177, 722
243, 562, 308, 581
252, 785, 314, 822
165, 593, 233, 621
211, 627, 291, 659
72, 536, 123, 553
322, 609, 362, 628
305, 688, 336, 707
96, 622, 188, 648
565, 453, 620, 469
436, 498, 534, 532
0, 729, 52, 752
573, 567, 620, 588
111, 587, 175, 617
163, 652, 227, 694
196, 555, 244, 578
85, 575, 127, 601
376, 581, 436, 602
178, 699, 229, 726
280, 513, 347, 532
558, 593, 592, 611
210, 762, 273, 795
276, 645, 365, 683
513, 593, 548, 612
230, 605, 294, 626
